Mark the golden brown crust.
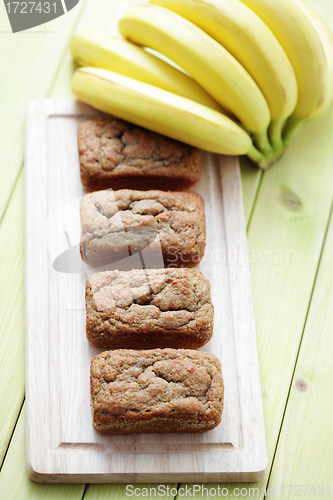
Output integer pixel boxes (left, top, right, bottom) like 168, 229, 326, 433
86, 268, 214, 349
80, 189, 206, 268
78, 119, 201, 191
90, 348, 224, 434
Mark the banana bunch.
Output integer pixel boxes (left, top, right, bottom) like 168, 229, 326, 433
71, 0, 333, 169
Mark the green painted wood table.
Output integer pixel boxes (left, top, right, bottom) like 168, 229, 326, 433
1, 0, 333, 497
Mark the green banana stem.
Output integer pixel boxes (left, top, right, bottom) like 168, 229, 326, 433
246, 144, 287, 170
246, 144, 265, 164
269, 119, 286, 151
252, 128, 273, 155
282, 115, 305, 146
247, 116, 301, 169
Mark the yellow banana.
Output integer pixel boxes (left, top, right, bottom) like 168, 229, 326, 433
71, 67, 256, 157
292, 0, 333, 122
70, 30, 222, 112
238, 0, 333, 144
151, 0, 298, 151
118, 3, 272, 155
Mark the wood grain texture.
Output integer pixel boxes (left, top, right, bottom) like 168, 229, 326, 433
0, 405, 86, 500
25, 99, 266, 483
239, 157, 262, 227
267, 205, 333, 487
0, 172, 25, 465
84, 483, 178, 500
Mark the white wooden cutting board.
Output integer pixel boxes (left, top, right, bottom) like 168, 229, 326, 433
25, 99, 267, 483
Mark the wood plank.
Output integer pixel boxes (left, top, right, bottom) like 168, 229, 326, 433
239, 158, 262, 227
267, 207, 333, 488
0, 1, 84, 220
0, 172, 25, 466
84, 483, 178, 500
0, 405, 85, 500
25, 99, 266, 482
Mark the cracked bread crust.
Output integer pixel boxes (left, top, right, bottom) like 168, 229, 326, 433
80, 189, 206, 268
86, 268, 214, 349
90, 348, 224, 434
78, 118, 201, 191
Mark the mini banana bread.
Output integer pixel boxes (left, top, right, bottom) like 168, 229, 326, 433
78, 118, 201, 191
90, 348, 224, 434
86, 268, 213, 349
80, 189, 206, 268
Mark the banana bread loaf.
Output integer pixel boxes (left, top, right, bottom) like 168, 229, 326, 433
80, 189, 206, 268
86, 268, 213, 349
78, 118, 201, 191
90, 348, 224, 434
